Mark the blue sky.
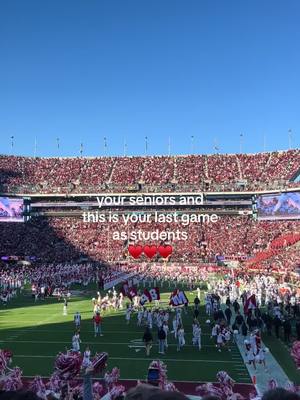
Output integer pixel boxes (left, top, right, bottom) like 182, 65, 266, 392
1, 0, 300, 157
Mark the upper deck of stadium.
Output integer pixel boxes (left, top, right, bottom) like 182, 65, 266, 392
1, 149, 300, 195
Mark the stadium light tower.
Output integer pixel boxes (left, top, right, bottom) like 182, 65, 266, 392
239, 133, 244, 153
10, 135, 14, 154
288, 129, 292, 149
80, 142, 83, 157
191, 135, 195, 154
104, 137, 108, 155
168, 136, 171, 156
145, 136, 148, 155
56, 137, 60, 154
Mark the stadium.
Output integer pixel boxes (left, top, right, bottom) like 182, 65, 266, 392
2, 0, 300, 398
0, 150, 300, 399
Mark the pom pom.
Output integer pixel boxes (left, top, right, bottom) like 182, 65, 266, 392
1, 367, 23, 391
104, 367, 121, 388
29, 376, 47, 399
47, 373, 62, 393
54, 351, 82, 380
206, 319, 211, 324
92, 382, 104, 400
109, 384, 125, 400
91, 352, 108, 374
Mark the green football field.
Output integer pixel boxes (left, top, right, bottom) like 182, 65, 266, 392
0, 285, 252, 383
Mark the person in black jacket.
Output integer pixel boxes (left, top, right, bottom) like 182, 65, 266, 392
158, 327, 166, 354
273, 315, 282, 339
235, 312, 244, 333
241, 321, 248, 338
194, 296, 200, 310
283, 318, 292, 342
143, 327, 153, 356
225, 306, 232, 326
233, 299, 240, 313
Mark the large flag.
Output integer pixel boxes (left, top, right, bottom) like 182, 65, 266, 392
244, 294, 256, 314
149, 287, 160, 301
121, 281, 137, 300
140, 289, 151, 306
169, 289, 189, 307
139, 287, 160, 305
128, 287, 137, 300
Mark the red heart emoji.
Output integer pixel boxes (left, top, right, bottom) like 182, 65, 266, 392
143, 245, 157, 259
158, 245, 172, 258
128, 245, 143, 259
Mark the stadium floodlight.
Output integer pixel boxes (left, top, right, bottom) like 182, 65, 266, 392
10, 136, 14, 153
240, 133, 244, 154
288, 129, 292, 149
191, 135, 194, 154
104, 137, 108, 155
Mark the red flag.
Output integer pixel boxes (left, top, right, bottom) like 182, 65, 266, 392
149, 287, 160, 301
169, 289, 189, 306
140, 289, 151, 305
128, 287, 137, 300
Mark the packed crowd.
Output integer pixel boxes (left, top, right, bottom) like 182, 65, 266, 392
1, 149, 300, 193
1, 215, 300, 273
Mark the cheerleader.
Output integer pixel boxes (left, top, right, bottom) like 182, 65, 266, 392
177, 324, 185, 351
